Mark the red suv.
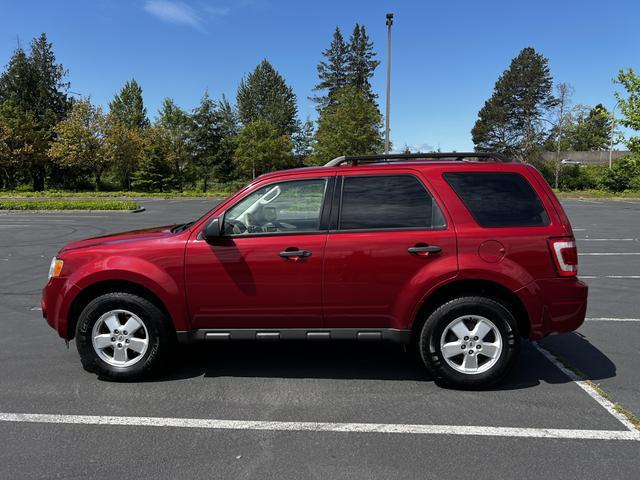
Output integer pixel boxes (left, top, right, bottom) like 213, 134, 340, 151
42, 153, 587, 388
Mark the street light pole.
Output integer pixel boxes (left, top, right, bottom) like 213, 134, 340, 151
384, 13, 393, 155
609, 103, 617, 169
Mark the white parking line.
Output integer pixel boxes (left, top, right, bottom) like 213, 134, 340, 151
0, 412, 638, 441
579, 253, 640, 256
577, 238, 636, 242
586, 317, 640, 322
581, 275, 640, 279
533, 343, 638, 433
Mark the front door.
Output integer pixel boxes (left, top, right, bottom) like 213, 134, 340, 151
185, 177, 331, 329
323, 171, 458, 329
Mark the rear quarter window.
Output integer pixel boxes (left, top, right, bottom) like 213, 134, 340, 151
443, 172, 549, 227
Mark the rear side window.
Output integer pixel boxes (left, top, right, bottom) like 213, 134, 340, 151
444, 172, 549, 227
339, 175, 446, 230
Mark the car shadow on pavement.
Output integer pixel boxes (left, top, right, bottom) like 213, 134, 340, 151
146, 333, 617, 391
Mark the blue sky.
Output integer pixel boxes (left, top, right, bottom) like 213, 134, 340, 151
1, 0, 638, 151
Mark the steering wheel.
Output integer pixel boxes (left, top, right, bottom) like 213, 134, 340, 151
225, 218, 247, 235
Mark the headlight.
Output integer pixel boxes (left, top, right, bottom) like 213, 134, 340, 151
48, 257, 64, 279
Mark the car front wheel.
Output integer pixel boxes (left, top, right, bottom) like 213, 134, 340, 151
75, 292, 173, 380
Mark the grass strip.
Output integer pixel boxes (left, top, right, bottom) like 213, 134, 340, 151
0, 199, 140, 211
554, 189, 640, 200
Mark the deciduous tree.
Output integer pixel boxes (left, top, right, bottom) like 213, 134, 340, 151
49, 98, 108, 190
614, 68, 640, 154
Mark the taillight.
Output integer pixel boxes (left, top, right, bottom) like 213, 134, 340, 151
548, 238, 578, 277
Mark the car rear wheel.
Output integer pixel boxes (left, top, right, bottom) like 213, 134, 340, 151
75, 292, 173, 380
418, 296, 520, 388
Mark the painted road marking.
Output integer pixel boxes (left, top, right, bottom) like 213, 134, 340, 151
0, 412, 638, 441
577, 238, 636, 241
579, 253, 640, 256
533, 343, 638, 433
586, 317, 640, 322
581, 275, 640, 279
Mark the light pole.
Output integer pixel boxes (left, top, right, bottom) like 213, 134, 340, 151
384, 13, 393, 155
609, 103, 617, 169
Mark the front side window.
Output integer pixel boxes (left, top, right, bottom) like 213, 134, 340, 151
339, 175, 446, 230
223, 178, 327, 235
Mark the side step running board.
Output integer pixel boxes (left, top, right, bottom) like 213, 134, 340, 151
176, 328, 411, 345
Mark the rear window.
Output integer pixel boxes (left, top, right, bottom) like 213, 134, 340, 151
443, 172, 549, 227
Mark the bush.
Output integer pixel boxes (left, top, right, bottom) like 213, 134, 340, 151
599, 157, 640, 192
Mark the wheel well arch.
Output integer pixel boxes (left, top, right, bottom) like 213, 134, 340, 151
66, 280, 175, 340
412, 279, 531, 339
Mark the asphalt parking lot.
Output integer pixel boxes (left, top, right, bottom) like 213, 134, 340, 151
0, 198, 639, 479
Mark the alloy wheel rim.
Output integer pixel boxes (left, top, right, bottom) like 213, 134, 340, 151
439, 315, 503, 375
91, 309, 149, 367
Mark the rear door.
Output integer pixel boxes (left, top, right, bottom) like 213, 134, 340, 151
323, 170, 458, 329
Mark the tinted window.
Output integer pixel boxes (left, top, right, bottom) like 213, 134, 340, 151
224, 179, 327, 235
444, 172, 549, 227
339, 175, 446, 230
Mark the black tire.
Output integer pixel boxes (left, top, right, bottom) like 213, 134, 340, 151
75, 292, 173, 381
418, 296, 520, 389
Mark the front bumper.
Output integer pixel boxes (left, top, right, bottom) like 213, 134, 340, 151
42, 277, 80, 339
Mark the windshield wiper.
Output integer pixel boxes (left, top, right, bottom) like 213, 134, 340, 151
171, 221, 194, 233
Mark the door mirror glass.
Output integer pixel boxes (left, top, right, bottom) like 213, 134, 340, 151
203, 217, 221, 242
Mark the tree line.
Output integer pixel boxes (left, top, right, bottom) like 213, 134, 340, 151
471, 47, 640, 189
0, 26, 384, 192
1, 33, 639, 193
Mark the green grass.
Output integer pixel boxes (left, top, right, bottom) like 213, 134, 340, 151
0, 199, 140, 211
554, 189, 640, 200
0, 186, 240, 199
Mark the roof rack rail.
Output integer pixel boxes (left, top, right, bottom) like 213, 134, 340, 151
324, 152, 512, 167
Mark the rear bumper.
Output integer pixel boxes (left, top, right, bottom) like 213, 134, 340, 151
517, 278, 588, 340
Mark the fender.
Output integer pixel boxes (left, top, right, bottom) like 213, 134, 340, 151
63, 255, 188, 334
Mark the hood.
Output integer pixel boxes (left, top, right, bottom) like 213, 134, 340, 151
60, 224, 178, 253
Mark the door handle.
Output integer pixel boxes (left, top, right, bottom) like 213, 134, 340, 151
279, 249, 312, 259
408, 244, 441, 256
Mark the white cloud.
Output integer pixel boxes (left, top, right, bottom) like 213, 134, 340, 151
144, 1, 204, 29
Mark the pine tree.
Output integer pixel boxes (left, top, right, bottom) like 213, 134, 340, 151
191, 91, 222, 191
215, 95, 240, 181
313, 85, 383, 164
0, 101, 47, 190
472, 47, 555, 161
0, 33, 70, 190
156, 98, 192, 192
311, 27, 350, 110
236, 60, 298, 136
109, 79, 149, 131
292, 117, 314, 165
346, 24, 380, 103
132, 126, 175, 192
567, 104, 612, 151
234, 119, 293, 178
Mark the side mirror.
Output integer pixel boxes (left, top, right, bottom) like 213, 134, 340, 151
203, 216, 222, 242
